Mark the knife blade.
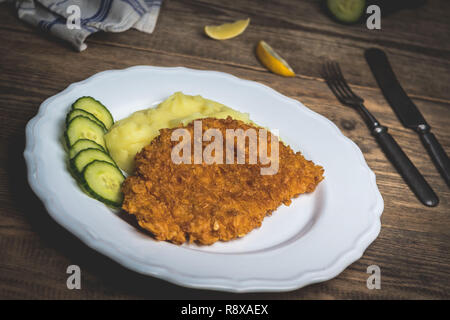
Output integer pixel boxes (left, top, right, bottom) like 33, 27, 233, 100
365, 48, 450, 186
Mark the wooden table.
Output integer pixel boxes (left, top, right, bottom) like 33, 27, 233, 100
0, 0, 449, 300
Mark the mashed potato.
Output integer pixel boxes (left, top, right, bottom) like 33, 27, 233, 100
105, 92, 250, 174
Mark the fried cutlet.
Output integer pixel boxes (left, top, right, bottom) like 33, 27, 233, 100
122, 117, 324, 245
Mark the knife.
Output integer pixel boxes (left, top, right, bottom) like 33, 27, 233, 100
365, 48, 450, 187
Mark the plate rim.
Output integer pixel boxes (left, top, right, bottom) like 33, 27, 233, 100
24, 65, 384, 292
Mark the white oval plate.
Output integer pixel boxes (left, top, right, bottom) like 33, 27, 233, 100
24, 66, 383, 292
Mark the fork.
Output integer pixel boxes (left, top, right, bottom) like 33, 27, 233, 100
322, 61, 438, 207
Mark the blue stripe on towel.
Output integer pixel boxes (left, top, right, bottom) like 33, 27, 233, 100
38, 0, 111, 33
120, 0, 145, 16
55, 0, 71, 6
38, 16, 64, 32
144, 0, 162, 6
46, 16, 65, 30
82, 0, 112, 24
132, 0, 147, 13
79, 0, 113, 32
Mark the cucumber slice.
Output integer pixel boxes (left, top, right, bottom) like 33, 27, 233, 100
72, 97, 114, 130
65, 115, 106, 148
66, 109, 106, 130
71, 148, 116, 178
327, 0, 366, 23
82, 160, 125, 207
69, 139, 106, 159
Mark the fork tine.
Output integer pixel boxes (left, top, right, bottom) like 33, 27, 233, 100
323, 63, 346, 104
322, 63, 345, 104
331, 62, 362, 102
326, 62, 349, 102
328, 62, 352, 100
322, 61, 364, 107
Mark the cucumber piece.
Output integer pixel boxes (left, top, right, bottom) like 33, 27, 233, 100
65, 115, 106, 148
66, 109, 106, 130
82, 160, 125, 207
327, 0, 366, 23
72, 97, 114, 130
71, 148, 116, 178
69, 139, 106, 159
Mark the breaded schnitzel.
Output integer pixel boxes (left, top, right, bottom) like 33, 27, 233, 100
122, 117, 324, 245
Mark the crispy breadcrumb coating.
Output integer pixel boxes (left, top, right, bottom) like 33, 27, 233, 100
122, 117, 324, 245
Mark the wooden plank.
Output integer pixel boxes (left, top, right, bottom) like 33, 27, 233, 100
0, 0, 449, 299
0, 1, 449, 102
0, 228, 448, 299
0, 27, 449, 299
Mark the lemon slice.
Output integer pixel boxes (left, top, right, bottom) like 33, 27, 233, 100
256, 40, 295, 77
204, 18, 250, 40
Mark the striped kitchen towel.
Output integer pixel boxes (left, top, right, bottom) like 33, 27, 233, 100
3, 0, 162, 51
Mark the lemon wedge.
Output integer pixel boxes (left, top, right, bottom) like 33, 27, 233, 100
204, 18, 250, 40
256, 40, 295, 77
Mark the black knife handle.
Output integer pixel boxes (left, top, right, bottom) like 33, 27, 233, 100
365, 48, 450, 186
418, 128, 450, 187
372, 125, 439, 207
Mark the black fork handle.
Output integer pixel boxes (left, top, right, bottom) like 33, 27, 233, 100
372, 125, 439, 207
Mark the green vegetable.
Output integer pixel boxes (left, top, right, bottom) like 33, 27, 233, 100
327, 0, 366, 23
69, 139, 106, 159
64, 97, 122, 207
65, 115, 106, 148
82, 160, 125, 207
70, 148, 116, 178
72, 97, 114, 130
66, 109, 106, 130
